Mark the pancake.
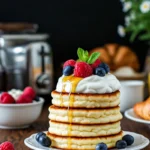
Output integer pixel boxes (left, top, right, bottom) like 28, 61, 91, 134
48, 51, 122, 149
47, 131, 123, 150
52, 90, 120, 108
49, 105, 122, 124
49, 120, 121, 137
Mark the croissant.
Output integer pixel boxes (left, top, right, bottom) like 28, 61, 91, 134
134, 97, 150, 120
89, 43, 140, 71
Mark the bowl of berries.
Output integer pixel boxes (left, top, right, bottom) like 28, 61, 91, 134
0, 87, 44, 129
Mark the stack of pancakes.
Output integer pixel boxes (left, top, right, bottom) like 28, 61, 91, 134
47, 89, 123, 149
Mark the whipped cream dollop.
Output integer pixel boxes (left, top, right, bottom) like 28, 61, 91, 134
8, 89, 23, 101
56, 73, 121, 94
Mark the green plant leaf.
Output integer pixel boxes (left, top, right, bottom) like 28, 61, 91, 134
139, 33, 150, 41
87, 52, 100, 64
130, 30, 140, 42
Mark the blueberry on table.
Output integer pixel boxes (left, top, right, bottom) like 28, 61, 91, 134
116, 140, 127, 149
122, 134, 134, 146
95, 142, 107, 150
38, 134, 51, 147
95, 67, 106, 77
35, 132, 46, 142
63, 66, 74, 76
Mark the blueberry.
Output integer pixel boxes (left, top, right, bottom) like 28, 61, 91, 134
99, 63, 110, 73
116, 140, 127, 149
95, 67, 106, 77
34, 96, 40, 102
122, 134, 134, 146
0, 91, 3, 94
35, 132, 46, 142
38, 134, 51, 147
63, 66, 74, 76
95, 143, 107, 150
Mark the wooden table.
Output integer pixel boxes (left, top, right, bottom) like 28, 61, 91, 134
0, 103, 150, 150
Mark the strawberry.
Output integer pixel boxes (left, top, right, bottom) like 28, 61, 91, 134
74, 62, 93, 78
23, 87, 36, 99
91, 59, 101, 69
16, 94, 33, 104
63, 59, 76, 68
0, 141, 15, 150
0, 92, 15, 104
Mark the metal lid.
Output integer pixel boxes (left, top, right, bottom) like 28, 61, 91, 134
0, 23, 38, 33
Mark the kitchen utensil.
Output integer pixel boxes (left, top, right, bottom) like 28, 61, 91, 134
0, 34, 53, 95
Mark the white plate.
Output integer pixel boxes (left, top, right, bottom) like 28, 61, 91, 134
125, 108, 150, 124
24, 131, 149, 150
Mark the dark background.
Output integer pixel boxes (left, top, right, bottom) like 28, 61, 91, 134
0, 0, 148, 81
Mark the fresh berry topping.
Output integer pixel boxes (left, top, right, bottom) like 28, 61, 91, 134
38, 134, 51, 147
0, 92, 15, 104
95, 67, 106, 77
63, 66, 74, 76
35, 96, 40, 102
95, 142, 107, 150
16, 94, 33, 103
23, 87, 36, 99
98, 63, 110, 73
36, 132, 46, 142
116, 140, 127, 149
122, 134, 134, 146
91, 59, 101, 69
74, 62, 93, 78
63, 59, 76, 68
0, 141, 15, 150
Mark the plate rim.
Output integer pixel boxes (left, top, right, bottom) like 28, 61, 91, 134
125, 108, 150, 124
24, 131, 149, 150
24, 134, 50, 150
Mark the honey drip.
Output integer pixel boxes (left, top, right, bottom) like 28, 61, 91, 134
61, 75, 82, 149
60, 76, 74, 107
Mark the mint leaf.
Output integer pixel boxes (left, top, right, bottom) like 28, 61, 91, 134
77, 48, 84, 61
77, 48, 89, 62
84, 50, 89, 57
83, 50, 89, 62
87, 52, 100, 64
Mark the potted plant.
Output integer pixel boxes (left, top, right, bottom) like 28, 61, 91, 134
118, 0, 150, 42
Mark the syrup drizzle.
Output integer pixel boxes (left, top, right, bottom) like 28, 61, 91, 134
60, 76, 73, 106
61, 75, 82, 149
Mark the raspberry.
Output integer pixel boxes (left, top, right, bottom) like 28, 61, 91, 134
74, 62, 93, 78
0, 92, 15, 104
23, 87, 36, 99
0, 141, 15, 150
16, 94, 33, 104
91, 59, 101, 69
63, 59, 76, 68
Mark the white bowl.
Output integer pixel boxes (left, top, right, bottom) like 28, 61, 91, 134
0, 97, 44, 129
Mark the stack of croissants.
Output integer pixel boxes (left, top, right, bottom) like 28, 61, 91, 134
134, 97, 150, 120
